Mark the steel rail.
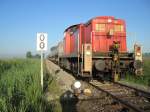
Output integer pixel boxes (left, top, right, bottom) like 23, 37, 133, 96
89, 81, 150, 112
114, 82, 150, 98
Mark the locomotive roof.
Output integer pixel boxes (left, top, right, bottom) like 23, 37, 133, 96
85, 16, 125, 26
64, 16, 125, 32
64, 24, 82, 32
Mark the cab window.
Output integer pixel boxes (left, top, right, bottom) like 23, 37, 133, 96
95, 24, 106, 31
114, 25, 123, 32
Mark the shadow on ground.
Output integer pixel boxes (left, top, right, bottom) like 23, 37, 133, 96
60, 90, 79, 112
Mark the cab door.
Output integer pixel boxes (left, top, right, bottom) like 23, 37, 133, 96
82, 44, 92, 77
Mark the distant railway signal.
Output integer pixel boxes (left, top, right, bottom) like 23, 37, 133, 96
37, 33, 48, 90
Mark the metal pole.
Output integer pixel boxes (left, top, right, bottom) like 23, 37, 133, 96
82, 44, 83, 76
41, 51, 43, 90
78, 33, 80, 75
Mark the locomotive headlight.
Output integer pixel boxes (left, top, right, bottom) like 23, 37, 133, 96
108, 19, 112, 23
73, 81, 81, 89
86, 51, 91, 55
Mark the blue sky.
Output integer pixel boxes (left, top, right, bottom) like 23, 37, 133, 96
0, 0, 150, 58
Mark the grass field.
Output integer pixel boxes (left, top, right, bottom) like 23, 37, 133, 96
0, 59, 42, 112
125, 57, 150, 86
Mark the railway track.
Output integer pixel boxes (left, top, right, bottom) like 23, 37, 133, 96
88, 80, 150, 112
48, 60, 150, 112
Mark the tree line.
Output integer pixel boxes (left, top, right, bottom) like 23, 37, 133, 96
26, 51, 41, 59
143, 53, 150, 56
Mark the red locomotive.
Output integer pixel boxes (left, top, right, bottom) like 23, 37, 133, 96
49, 16, 143, 81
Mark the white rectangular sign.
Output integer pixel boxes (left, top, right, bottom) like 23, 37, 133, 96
37, 33, 48, 51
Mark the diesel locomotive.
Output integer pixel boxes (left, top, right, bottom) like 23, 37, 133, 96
49, 16, 143, 81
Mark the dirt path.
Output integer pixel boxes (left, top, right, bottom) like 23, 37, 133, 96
44, 59, 76, 105
45, 60, 75, 92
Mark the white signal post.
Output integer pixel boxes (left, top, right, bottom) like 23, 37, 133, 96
37, 33, 48, 90
41, 51, 43, 90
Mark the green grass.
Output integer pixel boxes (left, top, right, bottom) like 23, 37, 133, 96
0, 59, 42, 112
125, 57, 150, 86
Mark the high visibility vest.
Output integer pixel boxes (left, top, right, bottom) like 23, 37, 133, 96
115, 44, 118, 48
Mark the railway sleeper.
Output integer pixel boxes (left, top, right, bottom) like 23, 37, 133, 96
103, 104, 125, 112
138, 102, 150, 110
104, 88, 125, 92
110, 92, 129, 96
116, 94, 135, 99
